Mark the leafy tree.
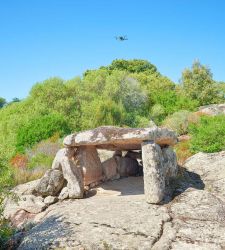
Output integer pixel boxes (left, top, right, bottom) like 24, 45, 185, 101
180, 61, 222, 105
0, 97, 6, 108
108, 59, 157, 74
84, 59, 158, 77
217, 81, 225, 100
12, 97, 20, 103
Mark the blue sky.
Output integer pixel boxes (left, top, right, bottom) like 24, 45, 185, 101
0, 0, 225, 101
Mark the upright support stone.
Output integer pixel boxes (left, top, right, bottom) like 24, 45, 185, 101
77, 146, 103, 186
35, 148, 84, 199
142, 141, 165, 204
60, 148, 84, 199
161, 146, 178, 185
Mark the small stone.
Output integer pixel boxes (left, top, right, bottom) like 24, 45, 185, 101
118, 157, 139, 177
102, 157, 120, 180
58, 187, 69, 200
34, 169, 65, 197
44, 196, 58, 205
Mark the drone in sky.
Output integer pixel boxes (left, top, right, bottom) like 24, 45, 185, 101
115, 35, 128, 41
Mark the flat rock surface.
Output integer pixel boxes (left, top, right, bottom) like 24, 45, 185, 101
18, 177, 170, 250
63, 126, 177, 150
18, 165, 225, 250
183, 151, 225, 202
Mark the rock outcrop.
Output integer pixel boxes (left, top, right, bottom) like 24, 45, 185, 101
3, 125, 179, 234
183, 151, 225, 201
14, 151, 225, 249
198, 103, 225, 116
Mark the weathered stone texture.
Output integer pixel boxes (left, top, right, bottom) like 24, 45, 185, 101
198, 103, 225, 116
142, 141, 165, 203
63, 126, 177, 150
9, 151, 225, 249
34, 169, 65, 197
76, 146, 103, 186
162, 146, 178, 184
118, 156, 140, 177
183, 151, 225, 202
3, 195, 46, 220
102, 157, 120, 180
44, 196, 58, 206
61, 148, 84, 198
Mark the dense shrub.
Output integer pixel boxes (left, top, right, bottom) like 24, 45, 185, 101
13, 167, 46, 185
180, 61, 224, 105
189, 115, 225, 153
0, 160, 14, 189
27, 153, 54, 170
0, 220, 15, 248
10, 154, 28, 169
151, 104, 165, 124
162, 111, 194, 135
0, 160, 15, 248
16, 114, 71, 153
174, 140, 193, 165
26, 138, 62, 159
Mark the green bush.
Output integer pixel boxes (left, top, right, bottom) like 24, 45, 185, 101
16, 114, 71, 153
189, 115, 225, 153
28, 153, 54, 170
151, 104, 165, 124
0, 160, 14, 189
162, 110, 192, 135
0, 218, 15, 248
0, 161, 15, 248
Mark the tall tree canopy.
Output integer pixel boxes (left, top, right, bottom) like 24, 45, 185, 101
180, 61, 224, 105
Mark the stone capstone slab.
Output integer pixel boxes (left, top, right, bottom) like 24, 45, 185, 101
63, 126, 177, 150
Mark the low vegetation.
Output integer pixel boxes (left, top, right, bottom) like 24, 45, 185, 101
189, 115, 225, 153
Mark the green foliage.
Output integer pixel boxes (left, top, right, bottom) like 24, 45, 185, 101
0, 220, 15, 248
217, 81, 225, 99
16, 114, 71, 153
189, 115, 225, 153
0, 159, 14, 189
108, 59, 158, 74
0, 97, 6, 108
27, 153, 54, 170
163, 110, 192, 135
0, 160, 15, 248
151, 104, 165, 124
180, 60, 224, 105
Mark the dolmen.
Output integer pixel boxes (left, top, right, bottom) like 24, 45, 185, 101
34, 126, 178, 204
